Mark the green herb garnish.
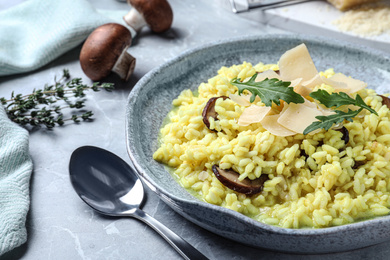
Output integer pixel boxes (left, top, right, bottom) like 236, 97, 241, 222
0, 69, 114, 129
303, 90, 377, 134
303, 108, 363, 135
230, 75, 377, 135
309, 89, 377, 115
230, 74, 304, 107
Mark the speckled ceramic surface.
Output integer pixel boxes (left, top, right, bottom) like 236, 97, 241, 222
125, 34, 390, 254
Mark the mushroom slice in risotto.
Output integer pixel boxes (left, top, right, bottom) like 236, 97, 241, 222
202, 96, 229, 130
212, 165, 268, 195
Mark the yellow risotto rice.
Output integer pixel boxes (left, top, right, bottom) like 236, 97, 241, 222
153, 60, 390, 229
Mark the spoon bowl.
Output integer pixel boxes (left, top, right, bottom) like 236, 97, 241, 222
69, 146, 208, 260
70, 146, 144, 216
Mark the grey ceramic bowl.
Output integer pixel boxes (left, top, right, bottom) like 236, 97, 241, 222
125, 34, 390, 254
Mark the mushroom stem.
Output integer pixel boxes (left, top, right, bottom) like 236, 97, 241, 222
123, 8, 147, 35
112, 48, 136, 81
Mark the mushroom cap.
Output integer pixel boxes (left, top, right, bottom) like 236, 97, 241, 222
212, 165, 268, 195
128, 0, 173, 33
202, 96, 229, 130
80, 23, 132, 81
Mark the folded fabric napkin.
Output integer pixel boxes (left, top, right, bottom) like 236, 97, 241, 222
0, 0, 127, 255
0, 0, 126, 77
0, 106, 33, 255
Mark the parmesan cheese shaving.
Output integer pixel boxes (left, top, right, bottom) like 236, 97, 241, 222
229, 93, 251, 107
278, 43, 319, 82
321, 75, 350, 92
290, 78, 302, 87
292, 78, 312, 97
277, 103, 323, 134
303, 98, 318, 109
318, 105, 336, 116
255, 70, 281, 82
295, 84, 312, 97
302, 74, 323, 89
238, 105, 271, 126
331, 73, 367, 93
261, 114, 296, 137
322, 73, 367, 93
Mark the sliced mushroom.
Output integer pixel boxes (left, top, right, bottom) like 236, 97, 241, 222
80, 23, 136, 81
300, 149, 309, 160
202, 96, 228, 130
212, 165, 268, 195
123, 0, 173, 36
380, 95, 390, 109
337, 126, 349, 144
352, 160, 367, 169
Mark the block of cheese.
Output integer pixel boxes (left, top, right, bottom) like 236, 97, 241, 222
327, 0, 379, 10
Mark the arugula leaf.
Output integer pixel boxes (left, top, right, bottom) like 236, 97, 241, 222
230, 74, 304, 107
304, 90, 378, 134
303, 108, 363, 135
310, 89, 378, 115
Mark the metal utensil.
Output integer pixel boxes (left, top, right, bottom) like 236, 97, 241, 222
229, 0, 317, 13
69, 145, 208, 260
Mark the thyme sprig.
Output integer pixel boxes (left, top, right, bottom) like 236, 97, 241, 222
0, 69, 114, 129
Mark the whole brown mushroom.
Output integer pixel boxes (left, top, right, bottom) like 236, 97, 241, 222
123, 0, 173, 36
80, 23, 136, 81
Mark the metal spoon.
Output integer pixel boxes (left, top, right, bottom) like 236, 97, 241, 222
69, 145, 208, 260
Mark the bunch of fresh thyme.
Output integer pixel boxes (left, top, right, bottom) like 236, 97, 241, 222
0, 69, 114, 129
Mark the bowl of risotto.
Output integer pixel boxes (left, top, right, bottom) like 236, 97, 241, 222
125, 34, 390, 253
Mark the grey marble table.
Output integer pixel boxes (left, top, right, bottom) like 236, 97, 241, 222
1, 0, 390, 259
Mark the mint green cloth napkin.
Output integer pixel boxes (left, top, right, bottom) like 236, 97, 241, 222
0, 0, 126, 77
0, 106, 33, 255
0, 0, 127, 255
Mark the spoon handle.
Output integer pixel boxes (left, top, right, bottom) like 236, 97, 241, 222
131, 208, 209, 260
